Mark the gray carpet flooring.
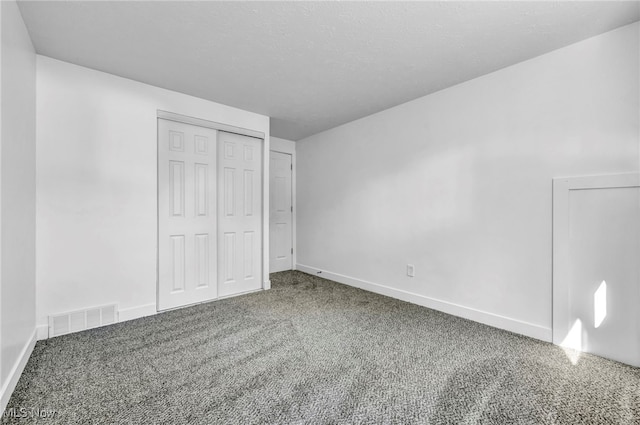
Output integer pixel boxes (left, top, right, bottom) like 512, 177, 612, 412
3, 271, 639, 424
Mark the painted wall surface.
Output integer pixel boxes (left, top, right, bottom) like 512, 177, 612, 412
296, 23, 639, 338
0, 0, 36, 398
271, 136, 296, 154
36, 56, 269, 332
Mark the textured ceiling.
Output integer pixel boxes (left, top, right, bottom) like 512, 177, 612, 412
18, 1, 640, 140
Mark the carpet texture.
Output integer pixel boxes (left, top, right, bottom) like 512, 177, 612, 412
3, 271, 639, 424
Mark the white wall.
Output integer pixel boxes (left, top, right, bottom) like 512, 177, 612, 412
296, 22, 639, 341
36, 56, 269, 333
271, 136, 296, 155
0, 0, 36, 411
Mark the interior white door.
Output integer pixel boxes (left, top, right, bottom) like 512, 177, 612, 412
269, 151, 293, 272
553, 174, 640, 366
158, 119, 217, 311
218, 132, 263, 297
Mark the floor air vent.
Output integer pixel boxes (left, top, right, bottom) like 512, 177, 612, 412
49, 304, 118, 338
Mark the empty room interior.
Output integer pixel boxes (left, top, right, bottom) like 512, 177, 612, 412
1, 0, 639, 423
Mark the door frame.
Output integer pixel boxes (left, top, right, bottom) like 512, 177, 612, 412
552, 172, 640, 346
156, 110, 270, 312
270, 139, 296, 270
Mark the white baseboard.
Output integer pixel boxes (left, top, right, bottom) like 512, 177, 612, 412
1, 329, 36, 415
118, 303, 157, 322
36, 325, 49, 341
296, 264, 552, 342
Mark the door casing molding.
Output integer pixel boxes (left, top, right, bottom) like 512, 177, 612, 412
157, 110, 265, 139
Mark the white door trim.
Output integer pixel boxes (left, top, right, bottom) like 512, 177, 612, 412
157, 110, 265, 140
552, 172, 640, 345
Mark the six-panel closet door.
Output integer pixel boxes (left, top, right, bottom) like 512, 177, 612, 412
158, 119, 218, 310
217, 132, 263, 297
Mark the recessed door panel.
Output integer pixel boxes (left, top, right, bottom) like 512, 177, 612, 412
275, 222, 288, 259
169, 161, 185, 217
224, 168, 235, 217
195, 135, 209, 155
169, 131, 184, 152
244, 170, 254, 216
170, 235, 185, 292
195, 163, 209, 217
244, 231, 255, 279
223, 232, 236, 283
195, 234, 209, 288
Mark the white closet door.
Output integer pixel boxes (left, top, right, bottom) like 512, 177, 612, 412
218, 132, 263, 297
269, 151, 293, 272
158, 119, 217, 311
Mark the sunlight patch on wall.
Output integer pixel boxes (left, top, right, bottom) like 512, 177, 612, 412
594, 280, 607, 328
561, 318, 583, 365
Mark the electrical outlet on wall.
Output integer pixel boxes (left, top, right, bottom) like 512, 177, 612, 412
407, 264, 415, 277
